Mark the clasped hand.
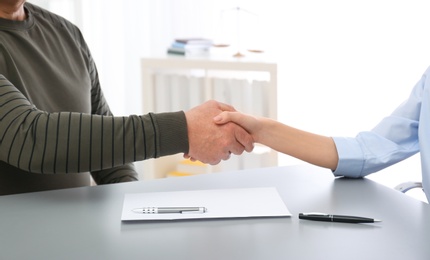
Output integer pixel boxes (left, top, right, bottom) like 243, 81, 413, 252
184, 100, 254, 165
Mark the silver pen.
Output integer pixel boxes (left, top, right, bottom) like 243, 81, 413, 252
132, 207, 207, 214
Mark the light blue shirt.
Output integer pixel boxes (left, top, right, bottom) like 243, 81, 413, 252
333, 66, 430, 202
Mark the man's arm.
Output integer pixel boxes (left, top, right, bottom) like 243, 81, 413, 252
0, 75, 253, 175
79, 34, 139, 183
0, 75, 182, 174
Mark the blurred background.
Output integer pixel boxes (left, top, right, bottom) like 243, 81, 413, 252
29, 0, 430, 201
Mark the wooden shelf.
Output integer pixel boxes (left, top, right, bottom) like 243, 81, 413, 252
139, 55, 278, 179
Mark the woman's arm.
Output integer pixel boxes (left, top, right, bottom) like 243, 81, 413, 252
214, 112, 339, 170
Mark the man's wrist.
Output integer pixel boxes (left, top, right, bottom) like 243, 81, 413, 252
152, 111, 189, 156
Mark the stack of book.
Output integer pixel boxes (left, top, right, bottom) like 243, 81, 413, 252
167, 38, 213, 56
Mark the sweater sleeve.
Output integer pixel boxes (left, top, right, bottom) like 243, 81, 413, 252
0, 75, 189, 175
73, 24, 140, 183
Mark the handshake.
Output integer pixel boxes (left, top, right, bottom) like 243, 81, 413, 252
184, 100, 256, 165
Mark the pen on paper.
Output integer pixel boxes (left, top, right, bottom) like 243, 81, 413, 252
298, 212, 381, 223
132, 207, 207, 214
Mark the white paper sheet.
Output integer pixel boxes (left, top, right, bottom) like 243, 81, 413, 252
121, 187, 291, 221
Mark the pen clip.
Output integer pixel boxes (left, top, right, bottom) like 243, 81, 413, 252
181, 207, 207, 214
301, 212, 329, 216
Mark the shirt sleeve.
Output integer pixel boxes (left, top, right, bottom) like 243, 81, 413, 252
0, 75, 189, 176
332, 68, 426, 178
77, 29, 140, 184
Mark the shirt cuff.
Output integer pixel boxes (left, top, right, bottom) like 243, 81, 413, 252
332, 136, 365, 178
152, 111, 189, 157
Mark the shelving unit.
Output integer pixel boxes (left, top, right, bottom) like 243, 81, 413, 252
139, 55, 278, 179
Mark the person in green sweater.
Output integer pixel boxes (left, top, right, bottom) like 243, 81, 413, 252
0, 1, 253, 195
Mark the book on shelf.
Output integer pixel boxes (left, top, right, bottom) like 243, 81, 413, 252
167, 46, 210, 56
167, 38, 213, 56
171, 41, 211, 50
175, 38, 213, 45
167, 47, 186, 55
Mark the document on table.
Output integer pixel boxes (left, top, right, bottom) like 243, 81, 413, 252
121, 187, 291, 221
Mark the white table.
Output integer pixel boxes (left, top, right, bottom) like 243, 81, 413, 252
1, 164, 429, 260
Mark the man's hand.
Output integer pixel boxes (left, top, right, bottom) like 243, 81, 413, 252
184, 100, 254, 165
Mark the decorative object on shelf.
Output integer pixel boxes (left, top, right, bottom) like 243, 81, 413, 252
214, 6, 264, 57
167, 159, 211, 178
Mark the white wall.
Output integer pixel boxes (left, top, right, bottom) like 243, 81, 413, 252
271, 2, 429, 201
28, 0, 430, 200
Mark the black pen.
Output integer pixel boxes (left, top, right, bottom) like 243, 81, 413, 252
299, 212, 381, 223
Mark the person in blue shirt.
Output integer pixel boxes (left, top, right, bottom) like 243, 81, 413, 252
213, 66, 430, 202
